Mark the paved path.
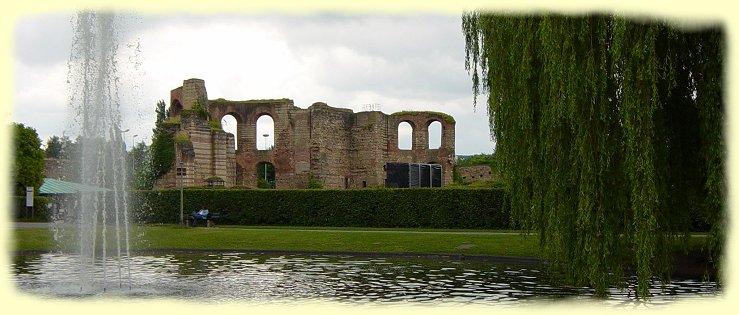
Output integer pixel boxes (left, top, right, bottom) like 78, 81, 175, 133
12, 222, 52, 229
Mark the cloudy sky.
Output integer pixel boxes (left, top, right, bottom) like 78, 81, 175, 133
12, 12, 496, 155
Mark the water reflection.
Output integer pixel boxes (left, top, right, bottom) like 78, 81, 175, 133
13, 252, 718, 305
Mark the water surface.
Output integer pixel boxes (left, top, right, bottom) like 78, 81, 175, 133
12, 251, 718, 306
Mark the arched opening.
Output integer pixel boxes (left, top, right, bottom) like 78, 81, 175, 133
256, 115, 275, 150
221, 114, 238, 150
170, 100, 183, 117
398, 121, 413, 150
428, 121, 442, 149
256, 161, 275, 189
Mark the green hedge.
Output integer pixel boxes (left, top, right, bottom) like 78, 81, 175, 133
12, 195, 50, 221
131, 188, 510, 229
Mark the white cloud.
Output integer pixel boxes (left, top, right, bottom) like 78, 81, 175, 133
13, 60, 73, 143
14, 13, 494, 154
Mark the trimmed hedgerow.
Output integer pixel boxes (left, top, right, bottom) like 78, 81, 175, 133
130, 188, 509, 229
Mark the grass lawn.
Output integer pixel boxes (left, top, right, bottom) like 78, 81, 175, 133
13, 224, 708, 261
13, 225, 542, 258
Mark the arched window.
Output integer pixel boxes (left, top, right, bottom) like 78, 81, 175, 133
398, 121, 413, 150
221, 114, 238, 150
256, 161, 275, 189
428, 121, 442, 149
256, 115, 274, 150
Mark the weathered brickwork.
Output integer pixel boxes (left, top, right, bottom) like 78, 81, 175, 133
156, 78, 456, 189
457, 165, 496, 182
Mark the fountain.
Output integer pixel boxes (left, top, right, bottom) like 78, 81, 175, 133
66, 11, 132, 293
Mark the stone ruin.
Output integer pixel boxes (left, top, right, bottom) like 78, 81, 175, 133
155, 78, 456, 189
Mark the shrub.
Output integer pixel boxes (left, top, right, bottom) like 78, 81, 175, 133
12, 195, 50, 221
174, 132, 190, 144
257, 178, 270, 189
306, 176, 323, 189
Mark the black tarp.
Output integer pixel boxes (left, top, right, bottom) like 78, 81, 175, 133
385, 163, 442, 188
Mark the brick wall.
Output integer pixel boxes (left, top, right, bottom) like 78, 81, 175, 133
162, 79, 456, 189
457, 165, 496, 182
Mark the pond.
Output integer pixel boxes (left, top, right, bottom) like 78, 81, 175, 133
12, 251, 718, 306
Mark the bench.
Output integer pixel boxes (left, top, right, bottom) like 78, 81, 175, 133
189, 212, 221, 227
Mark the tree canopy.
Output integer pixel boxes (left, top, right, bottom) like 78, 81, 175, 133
45, 135, 79, 160
13, 123, 46, 195
462, 13, 724, 297
128, 141, 153, 190
150, 100, 175, 180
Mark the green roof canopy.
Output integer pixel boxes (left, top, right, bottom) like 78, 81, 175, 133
39, 178, 110, 195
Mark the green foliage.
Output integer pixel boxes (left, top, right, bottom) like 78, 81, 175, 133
210, 98, 290, 104
155, 100, 167, 124
256, 162, 275, 185
190, 96, 209, 119
131, 188, 509, 229
12, 196, 50, 221
13, 123, 46, 195
306, 176, 324, 189
208, 120, 223, 131
453, 153, 499, 186
150, 102, 175, 180
463, 13, 724, 297
256, 178, 270, 189
174, 132, 191, 144
44, 136, 63, 158
456, 153, 496, 169
161, 117, 181, 127
149, 130, 174, 179
129, 142, 154, 189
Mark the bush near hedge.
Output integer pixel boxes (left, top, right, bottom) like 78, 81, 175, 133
131, 188, 510, 229
12, 195, 50, 222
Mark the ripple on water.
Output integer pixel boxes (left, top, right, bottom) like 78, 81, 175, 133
12, 252, 719, 304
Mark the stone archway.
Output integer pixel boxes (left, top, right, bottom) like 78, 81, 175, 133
256, 161, 275, 188
397, 121, 414, 150
427, 120, 442, 149
256, 114, 275, 151
221, 113, 239, 150
170, 100, 183, 117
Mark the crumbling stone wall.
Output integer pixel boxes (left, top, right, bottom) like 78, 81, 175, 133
157, 78, 455, 189
457, 165, 496, 182
155, 116, 236, 189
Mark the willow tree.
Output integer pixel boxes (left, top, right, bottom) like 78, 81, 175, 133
462, 13, 724, 297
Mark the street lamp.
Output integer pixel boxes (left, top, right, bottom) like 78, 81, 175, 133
262, 134, 269, 182
120, 128, 130, 150
179, 161, 184, 226
132, 134, 138, 175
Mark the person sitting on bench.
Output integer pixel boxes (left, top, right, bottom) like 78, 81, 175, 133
190, 207, 209, 227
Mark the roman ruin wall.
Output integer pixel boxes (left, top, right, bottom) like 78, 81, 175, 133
155, 78, 456, 189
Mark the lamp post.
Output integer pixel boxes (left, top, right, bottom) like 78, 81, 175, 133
262, 134, 269, 182
179, 161, 184, 226
120, 128, 130, 150
132, 134, 138, 175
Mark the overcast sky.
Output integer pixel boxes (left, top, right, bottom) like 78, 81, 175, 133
12, 13, 496, 155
